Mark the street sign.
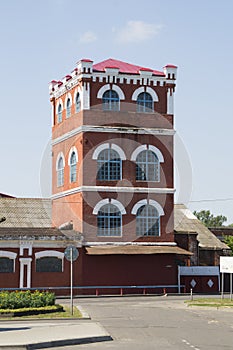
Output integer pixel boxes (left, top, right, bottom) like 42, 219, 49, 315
64, 245, 79, 262
64, 245, 79, 316
220, 256, 233, 273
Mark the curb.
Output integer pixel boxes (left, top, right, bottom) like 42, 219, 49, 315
0, 335, 113, 350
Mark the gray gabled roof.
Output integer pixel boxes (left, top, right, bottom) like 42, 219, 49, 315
0, 198, 51, 228
174, 204, 230, 250
0, 197, 229, 251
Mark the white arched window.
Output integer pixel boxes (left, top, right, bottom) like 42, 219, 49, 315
132, 200, 164, 237
75, 93, 81, 113
70, 151, 77, 182
97, 148, 121, 180
35, 251, 64, 272
66, 98, 71, 118
0, 251, 17, 273
93, 143, 126, 181
57, 155, 64, 187
136, 150, 159, 181
57, 103, 62, 123
137, 92, 153, 113
97, 203, 122, 236
131, 145, 164, 182
102, 90, 119, 111
136, 204, 160, 236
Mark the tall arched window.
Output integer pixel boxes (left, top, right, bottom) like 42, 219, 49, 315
102, 90, 119, 111
75, 93, 81, 113
97, 148, 121, 180
136, 150, 159, 181
66, 98, 71, 118
70, 151, 77, 183
97, 203, 122, 236
137, 92, 153, 113
57, 157, 64, 187
58, 104, 62, 123
136, 205, 160, 236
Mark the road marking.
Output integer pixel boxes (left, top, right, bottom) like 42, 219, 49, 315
182, 339, 200, 350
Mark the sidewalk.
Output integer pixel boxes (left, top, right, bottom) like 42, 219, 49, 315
0, 319, 112, 349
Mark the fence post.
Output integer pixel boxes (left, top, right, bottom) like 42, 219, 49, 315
190, 288, 193, 301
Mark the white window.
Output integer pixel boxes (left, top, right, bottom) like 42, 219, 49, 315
70, 151, 77, 182
76, 93, 81, 113
102, 90, 120, 111
137, 92, 153, 113
57, 156, 64, 187
97, 203, 122, 236
66, 98, 71, 118
136, 150, 159, 181
58, 103, 62, 123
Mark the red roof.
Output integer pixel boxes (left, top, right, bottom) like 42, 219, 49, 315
164, 64, 177, 69
93, 58, 164, 76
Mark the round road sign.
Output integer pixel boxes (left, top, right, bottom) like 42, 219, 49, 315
64, 245, 79, 261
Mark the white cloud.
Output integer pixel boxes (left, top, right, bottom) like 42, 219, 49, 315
79, 31, 97, 44
116, 20, 163, 44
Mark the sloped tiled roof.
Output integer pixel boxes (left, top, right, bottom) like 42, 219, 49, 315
93, 58, 165, 76
174, 204, 230, 250
0, 227, 83, 242
0, 198, 51, 228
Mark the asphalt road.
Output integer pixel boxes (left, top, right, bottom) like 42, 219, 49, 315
56, 295, 233, 349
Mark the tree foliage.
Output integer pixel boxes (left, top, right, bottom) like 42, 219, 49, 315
223, 236, 233, 255
193, 210, 227, 227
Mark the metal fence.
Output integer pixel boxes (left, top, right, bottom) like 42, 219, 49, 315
0, 284, 185, 296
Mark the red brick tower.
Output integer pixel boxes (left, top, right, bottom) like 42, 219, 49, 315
49, 58, 188, 288
50, 58, 177, 242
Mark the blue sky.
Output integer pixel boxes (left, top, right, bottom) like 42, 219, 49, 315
1, 0, 233, 222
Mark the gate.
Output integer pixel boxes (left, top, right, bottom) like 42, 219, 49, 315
178, 266, 220, 293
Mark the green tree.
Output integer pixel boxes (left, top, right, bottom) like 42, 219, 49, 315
223, 236, 233, 255
193, 210, 227, 227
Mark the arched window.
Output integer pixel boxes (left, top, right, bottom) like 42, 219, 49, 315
136, 150, 159, 181
75, 93, 81, 113
66, 98, 71, 118
102, 90, 119, 111
97, 203, 122, 236
57, 156, 64, 187
58, 104, 62, 123
136, 205, 160, 236
35, 251, 64, 272
0, 257, 14, 273
97, 148, 121, 180
137, 92, 153, 113
36, 257, 62, 272
70, 151, 77, 183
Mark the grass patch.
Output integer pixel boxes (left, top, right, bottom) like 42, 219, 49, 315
0, 305, 83, 319
185, 298, 233, 308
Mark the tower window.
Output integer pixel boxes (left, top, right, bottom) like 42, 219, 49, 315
70, 151, 77, 183
66, 98, 71, 118
57, 156, 64, 187
97, 148, 121, 181
76, 93, 81, 113
57, 104, 62, 123
102, 90, 119, 111
136, 205, 160, 236
136, 150, 159, 181
97, 203, 122, 236
137, 92, 153, 113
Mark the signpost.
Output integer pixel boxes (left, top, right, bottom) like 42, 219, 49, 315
64, 245, 79, 315
220, 257, 233, 300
